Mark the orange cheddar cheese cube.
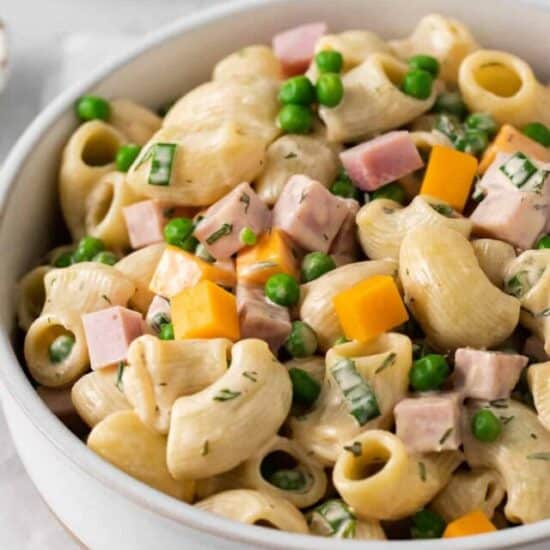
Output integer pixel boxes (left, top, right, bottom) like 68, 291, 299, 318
420, 145, 478, 212
333, 275, 408, 342
443, 510, 497, 538
149, 245, 236, 298
236, 228, 298, 285
171, 280, 240, 341
479, 124, 550, 174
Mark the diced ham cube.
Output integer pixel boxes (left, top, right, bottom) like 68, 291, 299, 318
194, 182, 271, 260
123, 200, 166, 249
272, 174, 348, 253
145, 295, 171, 333
394, 393, 462, 453
83, 306, 143, 370
272, 22, 327, 76
523, 335, 549, 363
454, 348, 528, 400
340, 131, 424, 192
329, 198, 360, 266
236, 285, 291, 353
470, 191, 547, 249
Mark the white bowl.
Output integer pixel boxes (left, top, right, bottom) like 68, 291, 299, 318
1, 0, 550, 548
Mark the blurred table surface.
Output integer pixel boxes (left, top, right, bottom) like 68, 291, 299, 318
0, 2, 224, 548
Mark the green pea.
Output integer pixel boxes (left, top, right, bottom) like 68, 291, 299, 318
409, 354, 450, 391
115, 144, 141, 172
180, 234, 199, 253
278, 76, 316, 106
278, 104, 313, 134
52, 251, 73, 268
159, 322, 175, 341
301, 252, 336, 283
433, 91, 468, 119
240, 227, 257, 246
163, 217, 194, 249
195, 243, 215, 263
411, 509, 446, 539
471, 409, 502, 442
465, 112, 497, 137
316, 73, 344, 107
408, 55, 440, 77
401, 69, 433, 100
315, 50, 343, 74
330, 176, 361, 201
269, 469, 307, 491
285, 321, 318, 358
454, 129, 489, 156
48, 334, 75, 364
371, 182, 407, 204
72, 236, 104, 263
288, 367, 321, 405
265, 273, 300, 306
536, 235, 550, 249
523, 122, 550, 147
92, 251, 118, 265
75, 95, 111, 122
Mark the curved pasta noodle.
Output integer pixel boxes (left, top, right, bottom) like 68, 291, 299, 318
504, 250, 550, 355
459, 50, 550, 127
115, 243, 165, 314
319, 53, 437, 143
123, 335, 231, 433
196, 435, 327, 509
291, 334, 412, 466
462, 399, 550, 524
333, 430, 462, 520
109, 99, 162, 146
196, 489, 308, 534
71, 365, 131, 427
85, 171, 141, 251
471, 239, 516, 288
285, 356, 325, 387
88, 410, 194, 501
24, 263, 136, 387
255, 134, 340, 205
430, 469, 505, 522
127, 123, 266, 206
17, 265, 51, 331
299, 260, 397, 351
389, 14, 479, 83
167, 339, 292, 480
399, 224, 519, 350
357, 195, 472, 261
527, 361, 550, 431
213, 45, 283, 81
59, 121, 126, 239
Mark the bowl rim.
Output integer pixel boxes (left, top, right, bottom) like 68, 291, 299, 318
1, 0, 550, 547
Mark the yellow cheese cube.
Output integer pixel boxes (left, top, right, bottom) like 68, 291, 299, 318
333, 275, 408, 342
149, 245, 236, 298
236, 228, 298, 285
420, 145, 478, 212
172, 280, 240, 341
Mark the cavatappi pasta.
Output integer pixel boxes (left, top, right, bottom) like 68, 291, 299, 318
18, 13, 550, 542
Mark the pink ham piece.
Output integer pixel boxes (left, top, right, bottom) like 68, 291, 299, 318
145, 294, 171, 333
340, 131, 424, 192
454, 348, 528, 400
194, 182, 271, 261
236, 285, 291, 353
272, 22, 327, 76
123, 200, 166, 249
470, 191, 547, 250
329, 198, 360, 266
272, 174, 348, 253
83, 306, 143, 370
394, 393, 462, 454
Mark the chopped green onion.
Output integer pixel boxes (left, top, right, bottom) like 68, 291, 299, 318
435, 113, 463, 142
309, 499, 357, 539
429, 203, 454, 217
331, 358, 380, 425
213, 388, 241, 401
158, 322, 174, 340
465, 113, 497, 137
433, 91, 468, 119
269, 469, 308, 491
288, 367, 321, 407
195, 243, 215, 263
151, 312, 170, 333
454, 129, 489, 156
499, 152, 544, 191
504, 270, 530, 298
206, 223, 233, 245
145, 143, 178, 186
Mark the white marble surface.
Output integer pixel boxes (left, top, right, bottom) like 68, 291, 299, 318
0, 2, 224, 548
